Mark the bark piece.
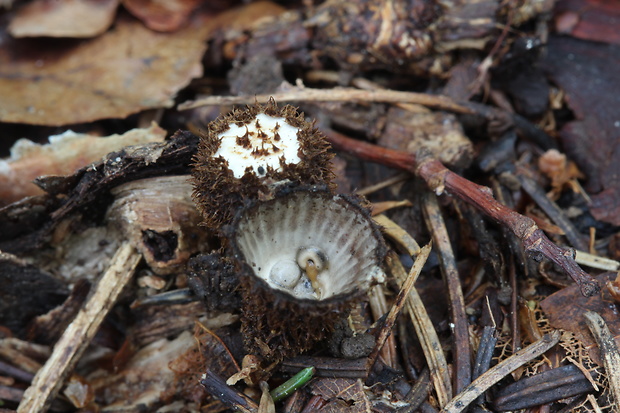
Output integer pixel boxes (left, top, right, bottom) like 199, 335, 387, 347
0, 123, 166, 206
97, 331, 201, 409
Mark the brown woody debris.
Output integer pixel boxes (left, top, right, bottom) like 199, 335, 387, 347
0, 123, 166, 206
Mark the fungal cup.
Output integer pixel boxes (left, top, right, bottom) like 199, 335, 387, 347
230, 187, 386, 359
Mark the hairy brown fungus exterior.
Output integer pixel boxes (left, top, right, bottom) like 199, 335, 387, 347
228, 187, 387, 360
191, 100, 334, 231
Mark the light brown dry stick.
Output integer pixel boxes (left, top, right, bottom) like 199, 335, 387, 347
178, 83, 474, 114
441, 330, 562, 413
368, 285, 400, 369
368, 243, 432, 372
17, 243, 141, 413
387, 249, 453, 408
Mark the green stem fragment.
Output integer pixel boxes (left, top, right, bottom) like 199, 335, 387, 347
269, 366, 315, 402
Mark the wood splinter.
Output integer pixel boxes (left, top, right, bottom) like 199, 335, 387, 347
17, 243, 141, 413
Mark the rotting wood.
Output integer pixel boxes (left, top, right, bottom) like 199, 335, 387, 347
17, 243, 141, 413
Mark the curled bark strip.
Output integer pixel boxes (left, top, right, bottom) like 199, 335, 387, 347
326, 129, 600, 297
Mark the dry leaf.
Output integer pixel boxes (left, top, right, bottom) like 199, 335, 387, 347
0, 13, 209, 125
311, 378, 372, 412
226, 354, 261, 386
8, 0, 119, 38
122, 0, 204, 32
542, 36, 620, 225
540, 272, 620, 366
0, 123, 166, 206
0, 3, 286, 126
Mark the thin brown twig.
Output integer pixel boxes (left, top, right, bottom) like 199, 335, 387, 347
422, 193, 471, 394
326, 129, 600, 297
388, 252, 452, 408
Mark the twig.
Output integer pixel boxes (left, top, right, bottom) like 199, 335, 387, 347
17, 243, 141, 413
583, 311, 620, 408
356, 172, 410, 196
516, 173, 588, 251
422, 193, 471, 393
441, 330, 562, 413
368, 243, 432, 372
575, 250, 620, 272
373, 214, 421, 257
399, 368, 432, 413
471, 325, 497, 406
326, 129, 599, 297
491, 364, 596, 410
178, 83, 474, 114
387, 250, 453, 408
281, 356, 367, 379
375, 252, 428, 367
368, 285, 399, 368
200, 368, 259, 413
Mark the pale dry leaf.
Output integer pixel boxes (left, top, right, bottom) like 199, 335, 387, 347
8, 0, 119, 38
0, 123, 166, 206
